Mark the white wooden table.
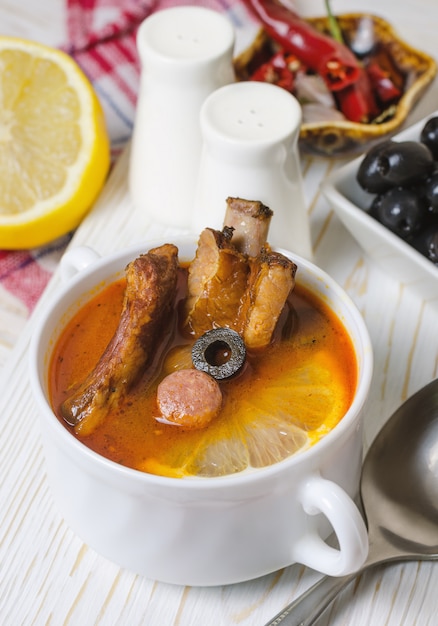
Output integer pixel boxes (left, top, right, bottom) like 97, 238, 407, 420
1, 1, 438, 625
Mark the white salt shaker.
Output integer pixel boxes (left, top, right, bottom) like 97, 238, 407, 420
129, 6, 235, 229
192, 81, 313, 259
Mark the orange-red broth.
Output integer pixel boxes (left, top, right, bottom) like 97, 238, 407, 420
49, 266, 357, 478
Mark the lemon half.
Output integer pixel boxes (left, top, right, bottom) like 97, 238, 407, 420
0, 37, 110, 249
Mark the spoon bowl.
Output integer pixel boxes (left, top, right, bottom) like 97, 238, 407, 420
266, 378, 438, 626
364, 380, 438, 559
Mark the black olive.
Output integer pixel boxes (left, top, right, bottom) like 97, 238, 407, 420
372, 187, 426, 239
357, 140, 434, 194
421, 169, 438, 214
411, 224, 438, 264
191, 328, 246, 380
356, 140, 395, 194
420, 116, 438, 160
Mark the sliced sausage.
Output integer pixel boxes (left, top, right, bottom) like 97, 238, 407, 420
156, 369, 222, 430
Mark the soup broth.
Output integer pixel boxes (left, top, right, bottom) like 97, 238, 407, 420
49, 267, 357, 478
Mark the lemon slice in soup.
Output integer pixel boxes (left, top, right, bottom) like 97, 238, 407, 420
143, 350, 354, 478
251, 350, 351, 435
185, 418, 309, 477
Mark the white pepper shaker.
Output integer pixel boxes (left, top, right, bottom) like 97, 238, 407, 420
192, 81, 313, 259
129, 6, 235, 229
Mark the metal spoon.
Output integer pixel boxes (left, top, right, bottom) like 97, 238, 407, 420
266, 378, 438, 626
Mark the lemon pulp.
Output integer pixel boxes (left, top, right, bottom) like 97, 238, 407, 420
0, 37, 110, 249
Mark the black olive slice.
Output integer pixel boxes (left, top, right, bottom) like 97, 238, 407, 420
191, 328, 246, 380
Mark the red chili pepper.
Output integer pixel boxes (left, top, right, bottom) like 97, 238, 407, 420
250, 62, 294, 92
249, 50, 298, 92
243, 0, 361, 92
336, 70, 379, 123
366, 61, 402, 104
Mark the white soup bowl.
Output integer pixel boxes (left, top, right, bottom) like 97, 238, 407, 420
29, 237, 373, 586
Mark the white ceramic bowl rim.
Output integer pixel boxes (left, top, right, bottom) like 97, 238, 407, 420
29, 237, 373, 493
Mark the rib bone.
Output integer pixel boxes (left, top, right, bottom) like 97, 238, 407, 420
223, 197, 273, 257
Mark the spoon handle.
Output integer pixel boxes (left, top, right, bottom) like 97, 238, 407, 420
264, 572, 356, 626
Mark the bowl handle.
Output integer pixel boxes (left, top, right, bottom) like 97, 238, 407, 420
292, 474, 368, 576
60, 246, 101, 282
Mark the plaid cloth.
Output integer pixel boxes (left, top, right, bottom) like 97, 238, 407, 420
0, 0, 258, 316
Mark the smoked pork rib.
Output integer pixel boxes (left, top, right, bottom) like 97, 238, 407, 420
184, 227, 249, 337
61, 244, 179, 435
185, 222, 297, 346
241, 246, 297, 349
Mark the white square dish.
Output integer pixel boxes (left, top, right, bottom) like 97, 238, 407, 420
321, 111, 438, 300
